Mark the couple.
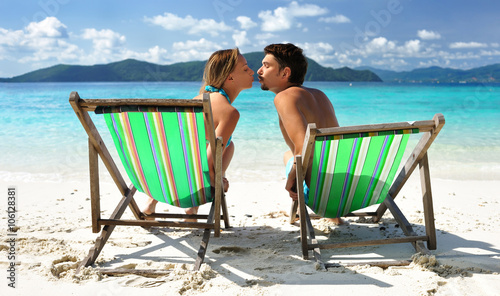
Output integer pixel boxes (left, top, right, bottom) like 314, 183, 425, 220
143, 43, 341, 225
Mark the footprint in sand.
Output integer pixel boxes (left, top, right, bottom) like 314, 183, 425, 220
109, 238, 152, 248
50, 255, 79, 277
212, 246, 248, 254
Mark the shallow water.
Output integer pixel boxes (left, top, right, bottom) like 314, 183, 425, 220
1, 81, 499, 182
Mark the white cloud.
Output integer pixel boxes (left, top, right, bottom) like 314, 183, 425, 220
437, 50, 480, 60
80, 28, 169, 64
126, 46, 168, 64
144, 13, 232, 37
299, 42, 334, 63
258, 1, 328, 32
480, 49, 500, 57
171, 38, 222, 62
333, 52, 362, 68
449, 41, 488, 49
372, 58, 408, 69
144, 13, 191, 30
305, 42, 334, 53
26, 16, 68, 38
0, 17, 81, 65
364, 37, 397, 55
172, 38, 221, 51
351, 37, 424, 59
236, 16, 257, 30
81, 28, 126, 53
233, 31, 250, 47
255, 33, 276, 40
254, 33, 277, 46
319, 15, 351, 24
0, 28, 24, 47
400, 39, 422, 55
417, 30, 441, 40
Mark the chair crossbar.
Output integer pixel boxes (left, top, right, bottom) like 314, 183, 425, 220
317, 128, 419, 141
79, 98, 204, 111
316, 119, 436, 136
95, 105, 203, 114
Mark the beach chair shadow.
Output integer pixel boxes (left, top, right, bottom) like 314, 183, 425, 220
290, 114, 445, 268
69, 91, 230, 274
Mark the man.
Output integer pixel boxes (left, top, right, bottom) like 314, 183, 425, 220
257, 43, 342, 224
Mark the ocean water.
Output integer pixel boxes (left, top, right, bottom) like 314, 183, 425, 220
1, 81, 499, 183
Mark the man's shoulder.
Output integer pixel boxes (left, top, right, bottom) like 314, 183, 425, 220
302, 86, 326, 96
275, 86, 326, 103
275, 86, 307, 100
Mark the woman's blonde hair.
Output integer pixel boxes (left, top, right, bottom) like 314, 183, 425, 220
200, 48, 240, 93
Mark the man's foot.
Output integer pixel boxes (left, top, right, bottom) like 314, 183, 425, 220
142, 198, 158, 220
185, 207, 199, 223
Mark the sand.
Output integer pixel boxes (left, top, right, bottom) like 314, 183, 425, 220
1, 175, 499, 295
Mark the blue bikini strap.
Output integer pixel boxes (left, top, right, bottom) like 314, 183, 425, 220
205, 85, 231, 104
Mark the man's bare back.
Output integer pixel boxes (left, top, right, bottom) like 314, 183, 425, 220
276, 86, 338, 153
257, 43, 342, 224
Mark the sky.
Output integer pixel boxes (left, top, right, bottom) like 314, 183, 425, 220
0, 0, 499, 78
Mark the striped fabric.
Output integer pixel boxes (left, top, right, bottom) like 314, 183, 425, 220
102, 107, 212, 208
308, 129, 418, 218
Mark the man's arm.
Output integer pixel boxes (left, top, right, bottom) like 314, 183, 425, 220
274, 91, 308, 199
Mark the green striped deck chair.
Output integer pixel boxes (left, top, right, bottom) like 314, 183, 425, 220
69, 91, 229, 272
292, 114, 445, 266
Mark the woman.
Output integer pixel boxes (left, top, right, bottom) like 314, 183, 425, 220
143, 48, 254, 220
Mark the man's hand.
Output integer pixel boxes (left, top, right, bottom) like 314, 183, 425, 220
285, 167, 299, 200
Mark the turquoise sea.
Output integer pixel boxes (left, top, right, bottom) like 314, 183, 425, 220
1, 82, 499, 183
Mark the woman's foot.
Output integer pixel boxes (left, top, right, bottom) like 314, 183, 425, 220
142, 197, 158, 220
223, 177, 229, 192
325, 217, 344, 225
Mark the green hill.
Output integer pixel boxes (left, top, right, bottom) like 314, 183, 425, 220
356, 64, 500, 83
0, 52, 381, 82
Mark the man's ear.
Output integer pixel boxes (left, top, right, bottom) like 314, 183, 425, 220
282, 67, 291, 79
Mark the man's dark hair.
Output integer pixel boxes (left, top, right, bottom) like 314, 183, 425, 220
264, 43, 308, 85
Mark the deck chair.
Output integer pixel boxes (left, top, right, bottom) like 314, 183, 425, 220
69, 91, 230, 273
290, 113, 445, 267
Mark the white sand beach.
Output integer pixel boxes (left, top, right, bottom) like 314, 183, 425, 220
1, 174, 499, 295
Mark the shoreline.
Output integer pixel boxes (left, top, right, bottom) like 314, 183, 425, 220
1, 176, 499, 295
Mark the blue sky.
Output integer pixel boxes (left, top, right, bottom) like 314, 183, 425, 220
1, 0, 499, 77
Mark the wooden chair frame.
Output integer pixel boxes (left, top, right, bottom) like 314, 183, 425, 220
291, 114, 445, 267
69, 91, 230, 273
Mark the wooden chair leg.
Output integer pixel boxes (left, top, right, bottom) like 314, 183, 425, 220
383, 195, 430, 254
193, 201, 216, 271
295, 156, 309, 259
213, 137, 223, 238
89, 139, 101, 233
221, 193, 230, 228
419, 153, 437, 250
77, 187, 135, 272
289, 200, 298, 224
304, 210, 323, 267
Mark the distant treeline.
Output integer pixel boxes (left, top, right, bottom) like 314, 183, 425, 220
356, 64, 500, 83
